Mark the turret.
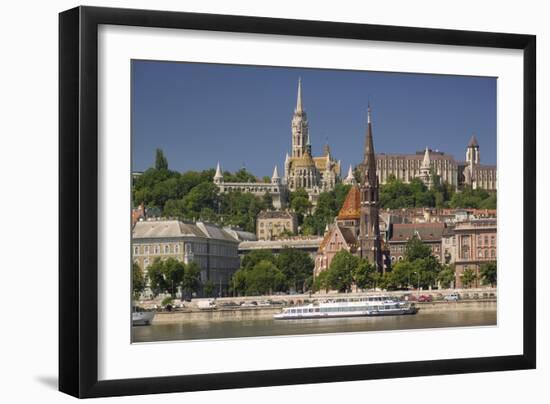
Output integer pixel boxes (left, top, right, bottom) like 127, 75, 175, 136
214, 162, 223, 184
466, 135, 480, 165
343, 164, 356, 185
271, 165, 281, 184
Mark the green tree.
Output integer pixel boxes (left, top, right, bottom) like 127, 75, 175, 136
479, 261, 497, 287
326, 250, 359, 292
276, 248, 314, 292
460, 267, 478, 289
147, 258, 167, 297
241, 250, 276, 271
155, 148, 168, 171
291, 195, 312, 225
203, 280, 216, 297
132, 262, 146, 300
385, 260, 415, 290
262, 192, 274, 210
404, 235, 433, 262
312, 270, 329, 293
182, 261, 202, 298
163, 257, 185, 297
245, 260, 286, 295
353, 259, 376, 290
438, 265, 456, 289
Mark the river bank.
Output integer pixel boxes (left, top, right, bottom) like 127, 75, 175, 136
151, 299, 496, 324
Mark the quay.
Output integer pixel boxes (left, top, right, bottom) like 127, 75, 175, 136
135, 289, 497, 324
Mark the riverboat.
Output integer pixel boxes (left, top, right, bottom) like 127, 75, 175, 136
273, 296, 418, 320
132, 311, 155, 326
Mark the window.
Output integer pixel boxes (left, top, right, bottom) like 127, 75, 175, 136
491, 249, 495, 258
144, 245, 150, 254
174, 244, 180, 254
484, 250, 489, 258
164, 245, 169, 254
133, 246, 139, 255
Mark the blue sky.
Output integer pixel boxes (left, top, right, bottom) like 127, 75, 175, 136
132, 60, 496, 176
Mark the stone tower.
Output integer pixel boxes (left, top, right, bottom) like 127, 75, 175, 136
419, 147, 433, 188
291, 78, 309, 158
358, 105, 383, 272
466, 135, 480, 166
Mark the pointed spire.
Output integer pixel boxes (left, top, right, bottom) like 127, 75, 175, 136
214, 162, 223, 183
367, 103, 372, 124
346, 165, 354, 180
421, 147, 431, 169
468, 135, 479, 147
363, 106, 376, 184
272, 165, 280, 180
285, 152, 290, 162
296, 77, 303, 113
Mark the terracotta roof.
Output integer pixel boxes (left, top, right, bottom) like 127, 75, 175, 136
337, 185, 361, 220
389, 222, 446, 242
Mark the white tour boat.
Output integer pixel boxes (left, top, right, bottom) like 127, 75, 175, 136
273, 296, 418, 320
132, 311, 155, 326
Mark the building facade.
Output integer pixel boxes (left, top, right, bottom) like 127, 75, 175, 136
284, 79, 341, 205
368, 135, 496, 191
214, 164, 288, 209
239, 236, 323, 259
256, 210, 298, 240
452, 219, 497, 288
132, 220, 242, 296
387, 222, 445, 264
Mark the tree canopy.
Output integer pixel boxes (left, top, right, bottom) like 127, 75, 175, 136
232, 248, 314, 295
133, 149, 272, 232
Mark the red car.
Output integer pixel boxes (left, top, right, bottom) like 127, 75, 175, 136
418, 295, 433, 302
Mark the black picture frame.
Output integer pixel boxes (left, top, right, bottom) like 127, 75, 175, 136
59, 5, 536, 398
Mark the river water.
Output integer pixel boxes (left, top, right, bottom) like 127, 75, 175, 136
132, 308, 496, 343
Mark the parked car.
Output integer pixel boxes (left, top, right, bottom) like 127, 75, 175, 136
444, 293, 460, 301
418, 295, 433, 302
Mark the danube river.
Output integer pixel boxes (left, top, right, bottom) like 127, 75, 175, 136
132, 308, 496, 342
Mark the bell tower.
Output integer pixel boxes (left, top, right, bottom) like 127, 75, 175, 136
291, 78, 309, 158
358, 105, 383, 272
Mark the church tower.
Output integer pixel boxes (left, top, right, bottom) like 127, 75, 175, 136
419, 147, 433, 188
358, 105, 383, 272
291, 78, 309, 158
466, 135, 480, 166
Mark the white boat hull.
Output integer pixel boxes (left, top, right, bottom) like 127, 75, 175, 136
273, 297, 418, 320
132, 311, 155, 326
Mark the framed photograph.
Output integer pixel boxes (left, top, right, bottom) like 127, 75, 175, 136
59, 6, 536, 398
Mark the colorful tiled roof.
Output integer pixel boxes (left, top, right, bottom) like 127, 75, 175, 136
337, 185, 361, 220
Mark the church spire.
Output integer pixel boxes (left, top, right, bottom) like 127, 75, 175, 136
296, 77, 303, 113
363, 105, 377, 185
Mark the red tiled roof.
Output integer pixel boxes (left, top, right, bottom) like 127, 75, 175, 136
337, 185, 361, 220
